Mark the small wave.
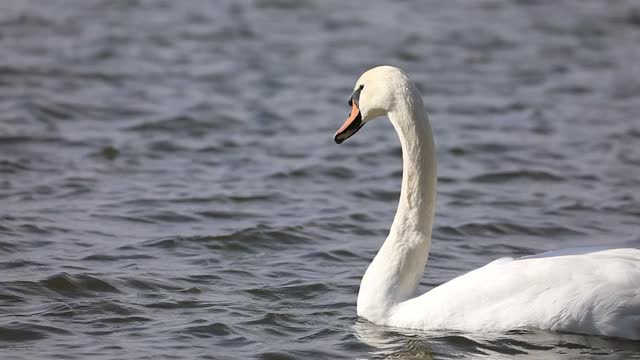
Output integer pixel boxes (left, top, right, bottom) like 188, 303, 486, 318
0, 323, 72, 342
353, 189, 399, 201
430, 332, 558, 357
446, 101, 527, 116
27, 98, 146, 125
298, 327, 342, 341
488, 337, 554, 352
40, 301, 142, 318
145, 300, 210, 310
0, 13, 55, 28
470, 170, 563, 183
244, 282, 330, 304
147, 140, 193, 153
93, 214, 157, 224
275, 282, 331, 298
255, 0, 314, 10
0, 260, 47, 270
430, 334, 490, 355
0, 159, 31, 174
0, 293, 25, 303
554, 340, 590, 350
82, 253, 155, 262
88, 316, 152, 324
268, 165, 356, 180
301, 249, 363, 263
146, 211, 200, 223
0, 240, 19, 254
126, 115, 228, 135
144, 225, 315, 253
181, 322, 234, 338
196, 210, 260, 220
29, 99, 76, 122
241, 312, 304, 331
120, 276, 196, 293
227, 193, 286, 203
0, 135, 87, 148
18, 224, 68, 236
96, 211, 200, 225
435, 222, 582, 238
42, 273, 120, 296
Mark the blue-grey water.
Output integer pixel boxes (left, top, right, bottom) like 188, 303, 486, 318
2, 0, 640, 359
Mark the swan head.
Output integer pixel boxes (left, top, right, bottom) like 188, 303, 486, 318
334, 66, 410, 144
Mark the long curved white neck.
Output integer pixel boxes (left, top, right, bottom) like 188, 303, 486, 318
357, 85, 437, 322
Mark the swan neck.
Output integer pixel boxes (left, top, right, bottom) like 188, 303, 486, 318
357, 85, 437, 322
389, 97, 437, 238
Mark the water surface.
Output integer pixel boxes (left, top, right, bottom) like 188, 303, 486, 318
2, 0, 640, 358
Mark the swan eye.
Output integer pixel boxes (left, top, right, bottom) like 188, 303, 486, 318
349, 85, 365, 107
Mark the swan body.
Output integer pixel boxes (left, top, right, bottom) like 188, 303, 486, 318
334, 66, 640, 340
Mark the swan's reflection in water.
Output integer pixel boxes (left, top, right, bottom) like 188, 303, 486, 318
354, 320, 435, 359
353, 319, 640, 359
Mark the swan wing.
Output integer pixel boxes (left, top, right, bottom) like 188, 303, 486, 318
519, 245, 626, 260
390, 248, 640, 339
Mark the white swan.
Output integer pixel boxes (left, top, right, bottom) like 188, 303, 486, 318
334, 66, 640, 340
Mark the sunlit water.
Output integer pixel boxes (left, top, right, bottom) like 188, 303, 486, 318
1, 0, 640, 358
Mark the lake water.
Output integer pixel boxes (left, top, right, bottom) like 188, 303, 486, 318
2, 0, 640, 358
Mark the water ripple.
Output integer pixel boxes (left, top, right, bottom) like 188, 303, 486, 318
42, 273, 120, 296
2, 0, 640, 359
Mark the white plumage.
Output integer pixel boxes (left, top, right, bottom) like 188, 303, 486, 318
334, 66, 640, 340
392, 248, 640, 339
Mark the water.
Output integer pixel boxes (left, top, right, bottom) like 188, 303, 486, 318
1, 0, 640, 358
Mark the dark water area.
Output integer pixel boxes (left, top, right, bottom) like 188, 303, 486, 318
1, 0, 640, 358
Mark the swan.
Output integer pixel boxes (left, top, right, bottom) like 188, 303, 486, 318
334, 65, 640, 340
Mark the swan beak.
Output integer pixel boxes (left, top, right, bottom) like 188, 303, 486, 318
334, 102, 363, 144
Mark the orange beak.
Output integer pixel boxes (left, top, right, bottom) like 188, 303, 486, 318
334, 102, 363, 144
